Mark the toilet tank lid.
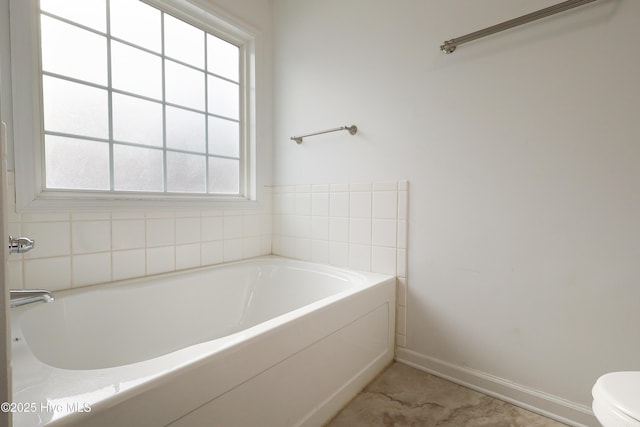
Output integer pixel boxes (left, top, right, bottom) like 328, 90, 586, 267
593, 371, 640, 422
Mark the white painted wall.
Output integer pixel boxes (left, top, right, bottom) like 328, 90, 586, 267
272, 0, 640, 422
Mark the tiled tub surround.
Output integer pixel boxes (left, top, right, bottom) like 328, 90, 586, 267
6, 173, 272, 291
271, 181, 408, 347
6, 174, 409, 346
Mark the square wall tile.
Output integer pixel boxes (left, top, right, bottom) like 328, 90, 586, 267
274, 192, 294, 215
112, 249, 146, 281
294, 238, 310, 261
349, 244, 371, 272
294, 215, 310, 238
73, 252, 111, 286
201, 216, 224, 241
244, 215, 264, 237
295, 192, 311, 216
329, 192, 349, 217
349, 218, 371, 245
176, 217, 201, 245
111, 211, 145, 220
330, 183, 348, 192
372, 219, 397, 247
147, 246, 175, 275
311, 192, 329, 216
244, 236, 262, 258
112, 219, 145, 250
24, 257, 71, 291
371, 246, 397, 276
310, 240, 329, 264
7, 260, 23, 289
373, 191, 398, 219
350, 191, 372, 219
223, 216, 244, 240
71, 212, 110, 221
147, 218, 175, 247
312, 184, 329, 192
22, 212, 70, 222
176, 243, 201, 270
373, 181, 397, 191
310, 217, 329, 240
329, 218, 349, 243
350, 183, 371, 192
22, 221, 70, 259
73, 221, 111, 254
201, 240, 224, 266
223, 238, 244, 262
328, 242, 348, 268
260, 235, 272, 255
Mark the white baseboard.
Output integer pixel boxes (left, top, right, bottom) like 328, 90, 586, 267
395, 348, 598, 427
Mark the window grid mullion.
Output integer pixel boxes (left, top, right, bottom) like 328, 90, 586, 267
204, 29, 210, 194
161, 12, 168, 193
42, 69, 240, 125
106, 0, 115, 192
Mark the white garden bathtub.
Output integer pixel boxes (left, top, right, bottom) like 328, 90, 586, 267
11, 256, 396, 427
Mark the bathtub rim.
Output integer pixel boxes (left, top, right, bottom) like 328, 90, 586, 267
11, 256, 396, 427
14, 254, 373, 370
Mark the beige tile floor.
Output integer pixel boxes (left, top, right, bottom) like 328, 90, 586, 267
325, 362, 569, 427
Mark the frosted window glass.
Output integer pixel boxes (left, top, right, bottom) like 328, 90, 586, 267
112, 94, 163, 147
43, 76, 108, 139
111, 41, 162, 99
165, 60, 205, 111
110, 0, 161, 52
40, 16, 107, 86
167, 152, 205, 193
208, 157, 239, 194
113, 145, 163, 192
37, 0, 247, 197
207, 35, 239, 82
40, 0, 106, 32
208, 117, 239, 158
45, 135, 109, 190
166, 106, 205, 153
164, 14, 204, 69
207, 76, 239, 120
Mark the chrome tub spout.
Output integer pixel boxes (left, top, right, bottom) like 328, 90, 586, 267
10, 289, 55, 308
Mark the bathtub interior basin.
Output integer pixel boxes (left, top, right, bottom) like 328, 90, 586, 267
17, 259, 356, 370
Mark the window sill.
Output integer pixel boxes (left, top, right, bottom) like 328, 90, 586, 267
15, 188, 261, 213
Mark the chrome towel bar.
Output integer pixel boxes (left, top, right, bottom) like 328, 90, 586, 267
440, 0, 599, 54
291, 125, 357, 144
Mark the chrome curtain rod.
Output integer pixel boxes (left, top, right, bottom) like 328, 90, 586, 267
291, 125, 357, 144
440, 0, 598, 54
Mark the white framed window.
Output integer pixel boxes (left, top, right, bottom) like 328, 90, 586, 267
10, 0, 257, 210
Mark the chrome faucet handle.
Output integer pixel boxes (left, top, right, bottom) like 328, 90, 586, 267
9, 236, 35, 254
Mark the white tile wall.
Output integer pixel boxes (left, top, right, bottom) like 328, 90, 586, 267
6, 172, 272, 291
271, 180, 409, 347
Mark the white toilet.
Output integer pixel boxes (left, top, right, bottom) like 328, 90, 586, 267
592, 372, 640, 426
